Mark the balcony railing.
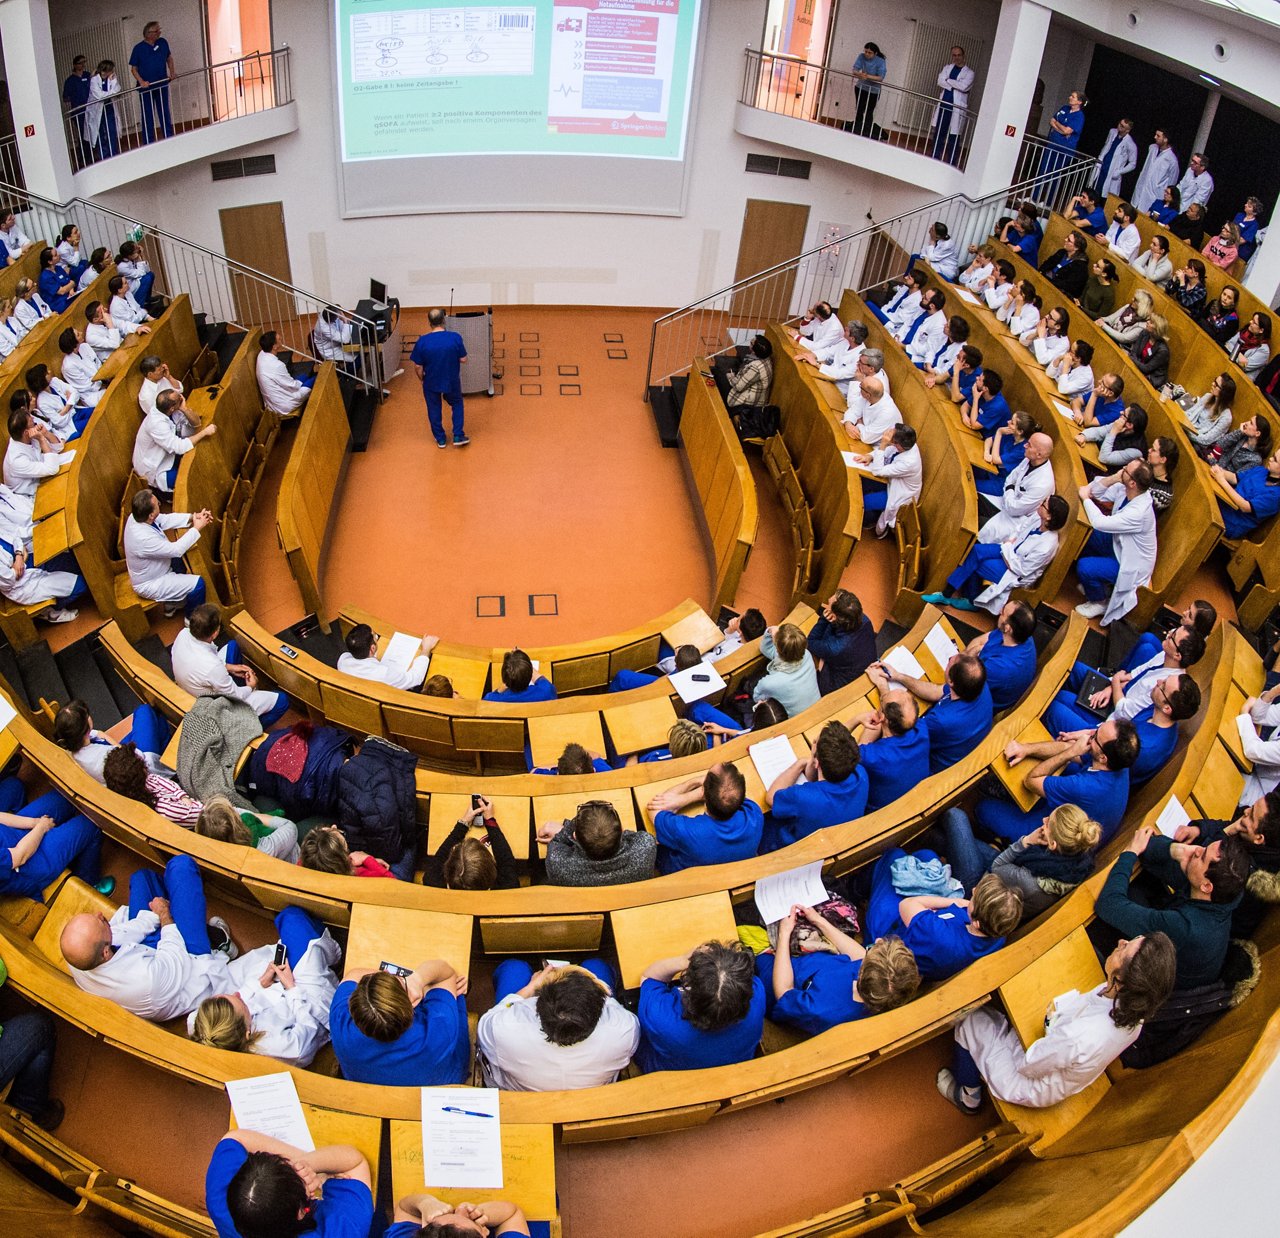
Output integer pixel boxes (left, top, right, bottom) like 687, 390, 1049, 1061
0, 176, 381, 395
740, 48, 979, 171
0, 136, 24, 194
645, 139, 1099, 392
62, 48, 293, 174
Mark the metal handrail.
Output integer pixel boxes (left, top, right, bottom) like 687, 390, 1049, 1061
644, 139, 1099, 392
0, 174, 382, 393
64, 47, 293, 172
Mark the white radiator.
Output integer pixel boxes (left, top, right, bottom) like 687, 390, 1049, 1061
53, 18, 134, 98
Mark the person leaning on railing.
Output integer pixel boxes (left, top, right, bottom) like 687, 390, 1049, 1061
849, 41, 886, 138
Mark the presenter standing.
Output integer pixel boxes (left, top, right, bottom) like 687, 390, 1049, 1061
410, 309, 468, 448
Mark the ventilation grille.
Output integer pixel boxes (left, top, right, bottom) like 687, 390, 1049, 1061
211, 155, 277, 181
745, 154, 812, 179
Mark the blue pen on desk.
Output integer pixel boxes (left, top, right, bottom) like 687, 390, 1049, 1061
442, 1105, 496, 1119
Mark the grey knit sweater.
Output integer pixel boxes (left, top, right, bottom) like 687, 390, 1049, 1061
545, 822, 657, 886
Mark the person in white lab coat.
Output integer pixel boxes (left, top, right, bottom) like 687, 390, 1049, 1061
938, 931, 1176, 1113
0, 209, 33, 263
123, 487, 211, 616
789, 301, 844, 354
796, 319, 868, 398
1047, 340, 1095, 397
1131, 130, 1180, 214
3, 409, 73, 506
337, 622, 438, 692
1237, 687, 1280, 806
1076, 459, 1158, 625
977, 433, 1056, 543
57, 327, 106, 408
28, 363, 91, 440
842, 376, 901, 447
255, 331, 315, 417
13, 279, 52, 333
133, 389, 216, 492
172, 602, 288, 724
107, 274, 153, 326
84, 297, 149, 362
849, 422, 922, 537
1092, 119, 1138, 197
919, 222, 960, 282
929, 47, 974, 164
60, 854, 268, 1022
0, 483, 85, 621
136, 355, 183, 417
902, 290, 948, 365
189, 907, 341, 1068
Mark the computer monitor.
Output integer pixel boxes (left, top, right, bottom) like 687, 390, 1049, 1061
369, 278, 387, 306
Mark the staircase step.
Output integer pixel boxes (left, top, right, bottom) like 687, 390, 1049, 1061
134, 633, 174, 679
875, 621, 909, 655
345, 384, 378, 452
647, 385, 681, 448
0, 642, 32, 710
54, 640, 124, 731
15, 641, 70, 715
215, 328, 247, 376
92, 643, 143, 719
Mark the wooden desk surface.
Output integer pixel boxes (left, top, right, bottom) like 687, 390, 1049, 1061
429, 651, 490, 699
998, 925, 1105, 1048
1210, 473, 1248, 512
1220, 683, 1249, 767
601, 694, 679, 757
532, 786, 637, 854
33, 511, 71, 564
992, 718, 1053, 813
389, 1119, 558, 1220
344, 903, 474, 978
660, 607, 723, 655
93, 331, 149, 384
965, 435, 999, 474
427, 794, 532, 861
634, 750, 769, 831
806, 700, 870, 745
305, 1105, 383, 1192
526, 712, 607, 770
33, 471, 69, 521
611, 889, 739, 988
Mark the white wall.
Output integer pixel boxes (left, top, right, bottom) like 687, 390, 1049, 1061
87, 0, 911, 310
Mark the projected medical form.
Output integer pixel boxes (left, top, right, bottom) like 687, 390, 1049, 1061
350, 6, 537, 79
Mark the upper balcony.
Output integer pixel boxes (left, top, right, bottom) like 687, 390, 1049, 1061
63, 49, 299, 197
735, 49, 976, 194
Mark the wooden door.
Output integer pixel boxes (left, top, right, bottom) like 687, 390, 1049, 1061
730, 199, 810, 320
218, 202, 296, 330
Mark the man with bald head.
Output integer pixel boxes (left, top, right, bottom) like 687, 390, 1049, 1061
61, 854, 274, 1021
841, 372, 901, 446
977, 431, 1055, 543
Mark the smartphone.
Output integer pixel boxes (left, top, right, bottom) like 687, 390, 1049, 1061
471, 793, 483, 810
379, 961, 413, 977
691, 672, 711, 682
279, 644, 298, 659
542, 958, 570, 970
273, 941, 287, 967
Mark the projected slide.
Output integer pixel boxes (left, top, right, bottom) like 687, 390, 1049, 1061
336, 0, 700, 161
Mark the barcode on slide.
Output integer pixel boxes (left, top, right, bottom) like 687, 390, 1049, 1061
499, 14, 531, 27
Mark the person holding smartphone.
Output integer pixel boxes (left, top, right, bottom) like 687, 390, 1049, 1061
424, 795, 520, 890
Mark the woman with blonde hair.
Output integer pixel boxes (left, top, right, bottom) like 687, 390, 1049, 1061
629, 716, 708, 766
1129, 312, 1171, 388
188, 906, 341, 1067
195, 795, 300, 863
1097, 287, 1152, 346
0, 297, 22, 358
1202, 220, 1242, 270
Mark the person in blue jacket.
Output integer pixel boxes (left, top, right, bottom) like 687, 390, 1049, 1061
204, 1129, 372, 1238
648, 762, 763, 874
960, 369, 1012, 440
1215, 450, 1280, 539
760, 720, 869, 852
637, 940, 765, 1072
485, 648, 557, 703
976, 717, 1139, 842
807, 588, 877, 694
854, 688, 932, 811
863, 849, 1022, 981
756, 907, 920, 1034
869, 652, 993, 774
330, 962, 470, 1086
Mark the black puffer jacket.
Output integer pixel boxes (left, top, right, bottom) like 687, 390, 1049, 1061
336, 736, 419, 866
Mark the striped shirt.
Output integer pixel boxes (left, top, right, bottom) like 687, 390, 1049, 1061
146, 773, 203, 825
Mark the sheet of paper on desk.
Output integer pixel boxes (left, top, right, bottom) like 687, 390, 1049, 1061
842, 451, 874, 471
924, 622, 961, 670
1155, 795, 1191, 838
0, 693, 15, 733
225, 1074, 314, 1151
669, 662, 726, 704
1053, 400, 1076, 421
422, 1087, 503, 1189
882, 644, 926, 680
954, 288, 980, 305
754, 860, 828, 926
750, 734, 804, 793
380, 632, 421, 672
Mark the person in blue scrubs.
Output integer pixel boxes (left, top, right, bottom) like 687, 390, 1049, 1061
863, 848, 1022, 981
62, 55, 93, 167
854, 689, 932, 811
960, 369, 1012, 440
389, 1193, 531, 1237
975, 409, 1033, 498
1038, 89, 1087, 200
974, 602, 1038, 710
756, 906, 920, 1034
649, 762, 763, 874
1129, 675, 1200, 786
637, 940, 765, 1072
205, 1129, 372, 1238
530, 741, 612, 775
128, 21, 174, 143
1216, 452, 1280, 539
975, 717, 1139, 843
869, 652, 993, 774
761, 720, 869, 852
609, 644, 701, 693
330, 963, 470, 1086
485, 648, 557, 703
0, 787, 109, 900
409, 307, 468, 447
36, 248, 76, 313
